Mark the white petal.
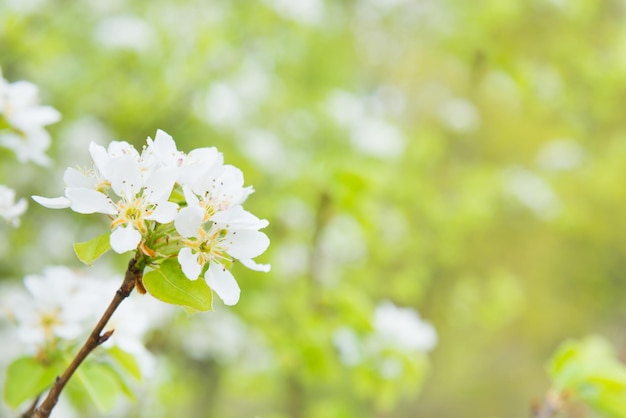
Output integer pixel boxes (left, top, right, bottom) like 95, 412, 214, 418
89, 142, 109, 175
183, 185, 200, 207
205, 263, 240, 306
66, 188, 116, 214
32, 195, 71, 209
239, 258, 271, 272
146, 201, 178, 223
179, 247, 202, 280
143, 167, 178, 203
175, 206, 204, 237
107, 141, 140, 159
211, 205, 269, 229
106, 155, 142, 198
12, 106, 60, 128
63, 167, 96, 189
4, 197, 27, 218
110, 225, 142, 253
226, 230, 270, 259
153, 129, 178, 160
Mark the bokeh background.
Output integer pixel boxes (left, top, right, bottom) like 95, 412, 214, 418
2, 0, 626, 417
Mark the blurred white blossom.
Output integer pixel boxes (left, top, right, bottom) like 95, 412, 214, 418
334, 301, 437, 378
536, 139, 586, 172
0, 266, 172, 373
0, 185, 27, 227
503, 166, 562, 219
326, 90, 406, 159
94, 15, 156, 52
262, 0, 325, 26
1, 267, 111, 350
438, 97, 481, 133
0, 68, 61, 165
201, 60, 272, 129
371, 301, 438, 352
180, 310, 272, 371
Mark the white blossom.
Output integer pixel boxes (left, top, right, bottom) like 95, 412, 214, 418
175, 205, 270, 305
371, 301, 438, 353
334, 301, 437, 378
32, 129, 271, 304
33, 139, 179, 253
0, 68, 61, 165
1, 267, 103, 348
0, 185, 27, 227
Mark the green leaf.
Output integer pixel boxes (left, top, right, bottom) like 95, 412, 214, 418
72, 362, 120, 412
3, 357, 59, 408
143, 258, 213, 311
73, 232, 111, 266
107, 346, 142, 380
547, 335, 626, 418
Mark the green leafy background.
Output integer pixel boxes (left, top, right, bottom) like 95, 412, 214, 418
2, 0, 626, 417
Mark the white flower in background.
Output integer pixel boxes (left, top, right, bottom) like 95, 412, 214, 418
1, 267, 102, 349
536, 138, 586, 172
333, 327, 363, 367
334, 301, 437, 378
326, 90, 406, 159
200, 59, 271, 129
371, 301, 438, 352
438, 97, 481, 133
262, 0, 325, 26
180, 310, 272, 371
0, 266, 168, 372
102, 281, 176, 375
0, 185, 27, 227
175, 205, 270, 305
503, 165, 562, 219
94, 15, 156, 52
0, 68, 61, 165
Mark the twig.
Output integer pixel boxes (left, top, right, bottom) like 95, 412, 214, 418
27, 254, 145, 418
20, 395, 40, 418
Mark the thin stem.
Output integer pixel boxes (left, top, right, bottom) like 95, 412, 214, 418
28, 254, 145, 418
20, 395, 40, 418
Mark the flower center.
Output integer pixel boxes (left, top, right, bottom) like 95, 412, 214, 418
110, 194, 153, 234
184, 226, 233, 268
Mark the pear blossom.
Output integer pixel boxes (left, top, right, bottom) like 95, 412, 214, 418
0, 266, 171, 372
32, 129, 271, 304
1, 267, 103, 349
175, 205, 270, 305
0, 185, 27, 227
0, 68, 61, 165
33, 141, 178, 253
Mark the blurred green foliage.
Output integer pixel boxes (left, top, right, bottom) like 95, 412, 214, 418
547, 336, 626, 417
3, 0, 626, 417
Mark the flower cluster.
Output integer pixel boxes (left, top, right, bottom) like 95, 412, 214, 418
33, 130, 270, 305
0, 68, 61, 166
0, 69, 60, 228
0, 266, 170, 373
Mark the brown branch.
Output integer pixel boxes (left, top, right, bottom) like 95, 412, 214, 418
27, 255, 145, 418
